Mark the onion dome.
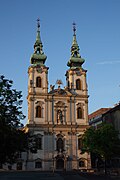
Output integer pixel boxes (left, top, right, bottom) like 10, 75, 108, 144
30, 19, 47, 65
67, 23, 85, 68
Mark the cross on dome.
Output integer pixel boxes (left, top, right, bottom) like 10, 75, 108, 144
37, 18, 40, 29
73, 22, 76, 35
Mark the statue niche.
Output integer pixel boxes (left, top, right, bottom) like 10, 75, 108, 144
57, 110, 63, 124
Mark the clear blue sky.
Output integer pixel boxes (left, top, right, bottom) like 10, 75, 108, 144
0, 0, 120, 124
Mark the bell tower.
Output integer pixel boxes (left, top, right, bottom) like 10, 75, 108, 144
65, 23, 88, 125
27, 19, 49, 124
66, 23, 88, 96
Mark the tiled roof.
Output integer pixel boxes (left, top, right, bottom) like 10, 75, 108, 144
88, 108, 111, 120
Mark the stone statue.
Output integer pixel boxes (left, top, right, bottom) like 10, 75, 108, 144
50, 85, 55, 91
57, 110, 63, 124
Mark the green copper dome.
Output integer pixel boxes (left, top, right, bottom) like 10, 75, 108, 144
30, 19, 47, 65
67, 23, 85, 68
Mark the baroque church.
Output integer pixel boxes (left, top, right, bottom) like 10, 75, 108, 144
25, 20, 91, 171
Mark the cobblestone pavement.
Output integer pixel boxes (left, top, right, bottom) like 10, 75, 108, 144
0, 171, 119, 180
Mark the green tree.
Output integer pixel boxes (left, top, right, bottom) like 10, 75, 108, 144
0, 75, 27, 164
81, 123, 120, 174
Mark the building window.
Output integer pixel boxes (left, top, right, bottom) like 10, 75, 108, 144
36, 106, 42, 118
36, 77, 42, 87
35, 161, 42, 168
76, 79, 81, 90
17, 152, 22, 159
68, 80, 70, 88
77, 107, 83, 119
56, 138, 64, 152
36, 137, 42, 149
79, 160, 85, 167
78, 138, 83, 150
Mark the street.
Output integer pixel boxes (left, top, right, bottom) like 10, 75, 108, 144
0, 171, 120, 180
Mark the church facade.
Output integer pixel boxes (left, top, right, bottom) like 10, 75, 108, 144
25, 20, 91, 171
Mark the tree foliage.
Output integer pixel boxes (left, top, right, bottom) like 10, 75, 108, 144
82, 124, 120, 159
0, 75, 25, 128
0, 75, 27, 164
81, 123, 120, 173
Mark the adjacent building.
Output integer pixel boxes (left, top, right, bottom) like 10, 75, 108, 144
89, 108, 111, 128
89, 104, 120, 135
103, 103, 120, 137
89, 104, 120, 170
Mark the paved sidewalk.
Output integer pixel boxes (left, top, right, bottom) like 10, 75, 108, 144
0, 171, 119, 180
0, 171, 64, 180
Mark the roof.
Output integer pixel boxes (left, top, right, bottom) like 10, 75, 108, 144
49, 88, 67, 95
103, 103, 120, 115
88, 108, 111, 120
49, 86, 78, 96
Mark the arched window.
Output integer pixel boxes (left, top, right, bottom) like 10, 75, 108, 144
76, 79, 81, 90
68, 80, 70, 88
36, 106, 42, 118
79, 160, 85, 167
56, 138, 64, 152
35, 161, 42, 168
77, 107, 83, 119
36, 137, 42, 149
36, 77, 42, 87
78, 138, 83, 150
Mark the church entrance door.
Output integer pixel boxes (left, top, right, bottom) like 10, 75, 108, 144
56, 158, 64, 170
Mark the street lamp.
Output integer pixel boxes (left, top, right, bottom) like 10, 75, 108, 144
63, 150, 68, 172
52, 155, 55, 175
52, 125, 56, 175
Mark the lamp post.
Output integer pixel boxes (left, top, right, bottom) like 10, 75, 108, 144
75, 123, 79, 170
63, 149, 68, 172
64, 153, 67, 172
52, 125, 56, 175
52, 155, 55, 175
